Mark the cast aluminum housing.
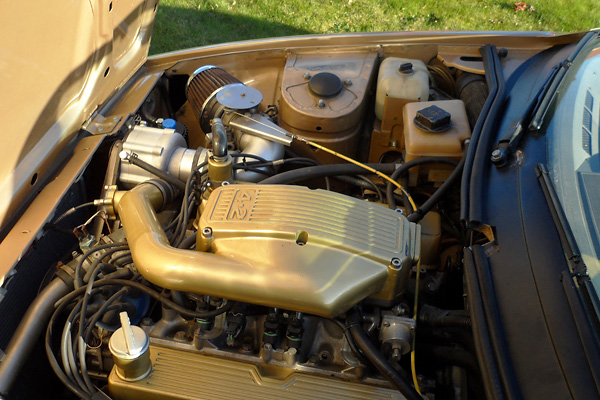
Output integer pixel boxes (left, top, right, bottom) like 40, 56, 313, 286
197, 184, 420, 315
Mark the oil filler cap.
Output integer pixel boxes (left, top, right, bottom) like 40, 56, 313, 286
109, 312, 152, 381
414, 105, 452, 132
308, 72, 343, 98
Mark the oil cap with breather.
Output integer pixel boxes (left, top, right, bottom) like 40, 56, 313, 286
109, 312, 152, 381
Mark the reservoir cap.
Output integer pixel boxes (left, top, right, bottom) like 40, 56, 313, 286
399, 63, 414, 74
162, 118, 177, 130
414, 105, 452, 132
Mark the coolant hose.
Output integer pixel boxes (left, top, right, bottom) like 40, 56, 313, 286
346, 309, 422, 400
0, 278, 71, 397
407, 152, 466, 223
418, 305, 471, 329
260, 163, 397, 184
386, 157, 459, 212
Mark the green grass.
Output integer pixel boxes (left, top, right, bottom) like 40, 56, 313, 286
150, 0, 600, 55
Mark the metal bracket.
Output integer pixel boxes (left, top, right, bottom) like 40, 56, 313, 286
84, 114, 125, 135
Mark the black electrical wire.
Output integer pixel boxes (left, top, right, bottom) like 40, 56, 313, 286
110, 253, 133, 267
346, 308, 422, 400
46, 288, 103, 400
173, 199, 196, 248
45, 332, 92, 400
233, 164, 274, 176
174, 190, 197, 245
62, 299, 89, 394
171, 172, 198, 246
170, 161, 206, 246
82, 248, 129, 284
75, 243, 129, 289
78, 262, 109, 393
178, 233, 197, 249
231, 153, 269, 163
56, 279, 234, 319
84, 288, 129, 343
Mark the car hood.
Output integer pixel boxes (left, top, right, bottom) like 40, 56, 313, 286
0, 0, 156, 232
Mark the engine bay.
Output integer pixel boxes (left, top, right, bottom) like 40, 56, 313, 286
6, 46, 493, 400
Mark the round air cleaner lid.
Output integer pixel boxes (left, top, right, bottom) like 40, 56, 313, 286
308, 72, 343, 97
216, 83, 263, 110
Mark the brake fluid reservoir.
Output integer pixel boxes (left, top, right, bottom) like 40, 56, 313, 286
375, 58, 429, 120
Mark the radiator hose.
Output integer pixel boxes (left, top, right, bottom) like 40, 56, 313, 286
0, 278, 71, 397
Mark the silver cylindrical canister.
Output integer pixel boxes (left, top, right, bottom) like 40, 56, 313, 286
109, 312, 152, 381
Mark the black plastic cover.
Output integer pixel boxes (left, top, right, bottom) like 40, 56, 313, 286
308, 72, 343, 98
414, 105, 451, 132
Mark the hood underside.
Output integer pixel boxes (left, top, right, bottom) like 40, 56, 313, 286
0, 0, 156, 232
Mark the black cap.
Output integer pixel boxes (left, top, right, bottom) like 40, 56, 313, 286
399, 63, 414, 74
414, 105, 452, 132
308, 72, 343, 97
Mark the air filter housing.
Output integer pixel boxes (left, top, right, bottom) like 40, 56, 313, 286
186, 65, 241, 131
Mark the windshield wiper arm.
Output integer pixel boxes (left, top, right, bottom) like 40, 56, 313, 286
492, 32, 599, 168
491, 61, 565, 167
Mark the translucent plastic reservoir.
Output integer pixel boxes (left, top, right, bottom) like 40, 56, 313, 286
403, 100, 471, 160
375, 57, 430, 120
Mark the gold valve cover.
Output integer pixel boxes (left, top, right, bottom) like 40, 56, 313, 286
197, 185, 420, 316
108, 344, 403, 400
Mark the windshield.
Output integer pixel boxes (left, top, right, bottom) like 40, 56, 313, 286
546, 34, 600, 291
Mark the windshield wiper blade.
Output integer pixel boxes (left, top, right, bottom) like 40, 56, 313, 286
536, 164, 600, 330
530, 31, 599, 131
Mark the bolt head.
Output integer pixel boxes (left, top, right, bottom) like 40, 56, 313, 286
303, 72, 311, 80
316, 99, 326, 109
